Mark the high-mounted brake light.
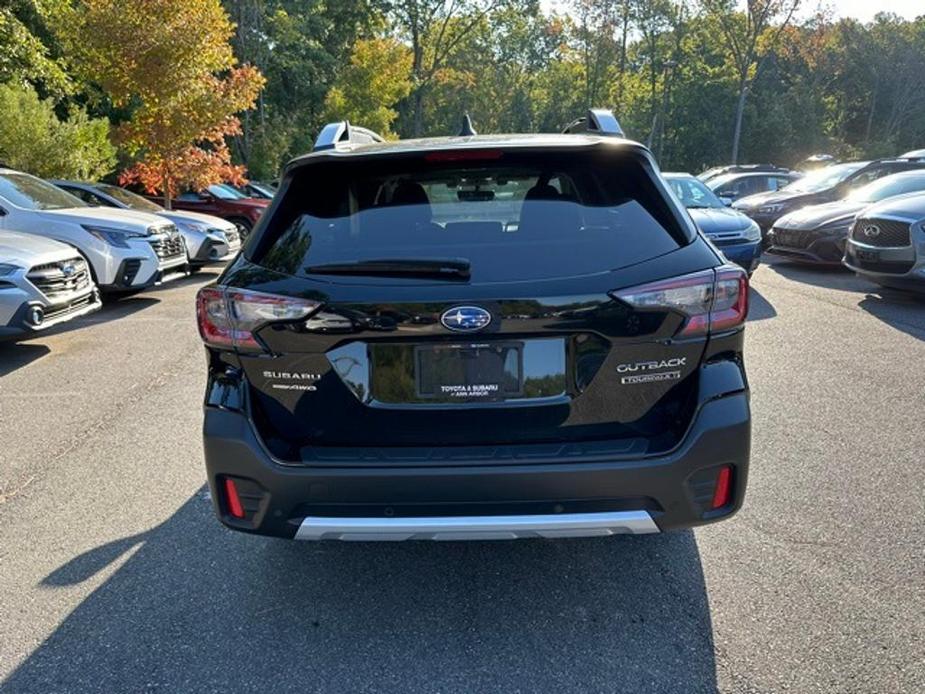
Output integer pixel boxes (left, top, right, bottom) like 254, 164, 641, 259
424, 149, 503, 162
611, 266, 748, 337
196, 286, 321, 352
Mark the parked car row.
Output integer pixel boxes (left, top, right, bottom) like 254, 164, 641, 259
0, 168, 253, 340
143, 184, 271, 239
766, 170, 925, 264
733, 156, 925, 234
700, 150, 925, 292
53, 181, 243, 268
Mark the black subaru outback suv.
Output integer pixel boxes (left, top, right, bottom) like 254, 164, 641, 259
197, 110, 751, 540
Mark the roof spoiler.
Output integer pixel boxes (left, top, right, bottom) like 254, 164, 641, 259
563, 109, 625, 138
313, 121, 384, 151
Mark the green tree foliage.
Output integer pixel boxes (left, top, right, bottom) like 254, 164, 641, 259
0, 81, 115, 179
323, 38, 414, 138
50, 0, 264, 205
222, 0, 379, 172
0, 2, 70, 96
699, 0, 802, 163
387, 0, 529, 136
2, 0, 924, 182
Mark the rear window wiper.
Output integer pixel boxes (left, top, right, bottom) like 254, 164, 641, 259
305, 258, 471, 280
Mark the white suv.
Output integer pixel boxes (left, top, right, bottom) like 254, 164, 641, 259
1, 230, 101, 339
0, 169, 187, 293
51, 181, 242, 269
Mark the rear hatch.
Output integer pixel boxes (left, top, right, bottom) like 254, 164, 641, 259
217, 143, 729, 457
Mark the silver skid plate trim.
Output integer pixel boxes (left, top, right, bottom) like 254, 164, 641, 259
294, 510, 659, 541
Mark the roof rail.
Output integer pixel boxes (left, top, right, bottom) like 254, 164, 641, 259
563, 108, 625, 138
313, 121, 384, 151
458, 113, 477, 137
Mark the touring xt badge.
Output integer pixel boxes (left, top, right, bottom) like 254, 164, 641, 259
617, 358, 686, 385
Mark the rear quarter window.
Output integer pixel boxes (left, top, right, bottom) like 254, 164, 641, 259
251, 148, 690, 283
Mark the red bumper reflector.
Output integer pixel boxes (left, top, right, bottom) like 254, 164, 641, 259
711, 466, 733, 510
224, 478, 245, 519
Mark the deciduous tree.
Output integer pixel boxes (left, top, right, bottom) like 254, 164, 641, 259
699, 0, 800, 163
388, 0, 524, 136
51, 0, 264, 206
322, 38, 413, 138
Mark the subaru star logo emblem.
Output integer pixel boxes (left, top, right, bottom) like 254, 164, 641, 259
61, 263, 76, 276
862, 224, 881, 238
441, 306, 491, 332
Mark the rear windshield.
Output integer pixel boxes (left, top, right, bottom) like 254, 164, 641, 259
252, 149, 688, 282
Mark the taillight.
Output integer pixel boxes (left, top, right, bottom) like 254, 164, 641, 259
612, 266, 748, 337
710, 268, 749, 333
196, 286, 321, 352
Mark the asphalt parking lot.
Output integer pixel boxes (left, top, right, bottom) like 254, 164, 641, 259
0, 258, 923, 693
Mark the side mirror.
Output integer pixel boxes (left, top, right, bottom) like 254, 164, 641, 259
720, 197, 733, 207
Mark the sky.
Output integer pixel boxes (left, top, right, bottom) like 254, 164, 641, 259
541, 1, 923, 24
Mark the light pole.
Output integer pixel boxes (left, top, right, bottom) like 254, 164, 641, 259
655, 59, 678, 160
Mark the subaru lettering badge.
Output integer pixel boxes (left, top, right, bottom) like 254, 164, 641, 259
862, 224, 881, 238
441, 306, 491, 332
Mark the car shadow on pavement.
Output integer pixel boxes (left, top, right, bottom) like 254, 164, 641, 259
857, 290, 925, 341
0, 297, 161, 376
33, 295, 162, 336
0, 342, 50, 377
762, 256, 867, 293
748, 287, 776, 322
6, 493, 718, 693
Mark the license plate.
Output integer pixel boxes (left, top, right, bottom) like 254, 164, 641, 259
856, 248, 880, 262
415, 343, 523, 401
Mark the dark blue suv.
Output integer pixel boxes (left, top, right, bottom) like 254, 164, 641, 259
664, 172, 762, 275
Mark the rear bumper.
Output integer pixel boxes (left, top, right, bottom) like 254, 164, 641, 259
295, 510, 659, 541
202, 379, 751, 540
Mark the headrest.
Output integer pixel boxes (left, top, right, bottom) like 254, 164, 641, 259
390, 181, 431, 207
524, 183, 561, 202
